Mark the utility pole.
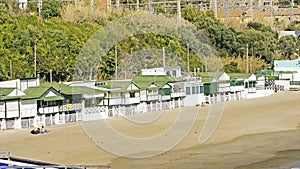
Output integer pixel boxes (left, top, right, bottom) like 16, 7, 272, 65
136, 0, 139, 9
116, 0, 120, 9
163, 47, 166, 68
291, 0, 295, 22
250, 0, 254, 20
270, 0, 273, 27
187, 44, 190, 74
50, 69, 53, 83
107, 0, 111, 10
148, 0, 152, 12
224, 0, 229, 21
246, 44, 249, 73
258, 0, 262, 8
115, 46, 118, 80
9, 59, 12, 79
214, 0, 218, 19
34, 44, 37, 77
177, 0, 181, 24
90, 0, 94, 10
250, 46, 253, 73
38, 0, 42, 17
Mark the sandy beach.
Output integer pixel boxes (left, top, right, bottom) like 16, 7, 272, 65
1, 91, 300, 169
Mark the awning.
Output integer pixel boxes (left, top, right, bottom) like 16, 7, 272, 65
42, 96, 64, 101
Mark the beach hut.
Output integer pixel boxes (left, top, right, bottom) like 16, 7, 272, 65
0, 87, 38, 129
24, 86, 64, 126
182, 80, 204, 106
97, 80, 140, 117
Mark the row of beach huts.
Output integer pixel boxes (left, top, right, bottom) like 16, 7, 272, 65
1, 58, 300, 130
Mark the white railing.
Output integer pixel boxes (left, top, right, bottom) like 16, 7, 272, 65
171, 92, 186, 98
122, 97, 140, 105
161, 95, 171, 101
218, 87, 230, 93
103, 97, 122, 106
147, 95, 159, 101
20, 109, 37, 118
162, 102, 171, 110
230, 85, 245, 92
39, 106, 60, 114
247, 87, 257, 93
61, 103, 82, 112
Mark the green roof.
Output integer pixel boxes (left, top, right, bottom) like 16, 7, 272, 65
0, 96, 20, 101
24, 86, 52, 98
98, 81, 140, 93
255, 70, 274, 76
199, 72, 223, 83
0, 88, 15, 96
100, 81, 132, 90
40, 83, 103, 95
42, 96, 64, 101
40, 83, 74, 95
72, 86, 104, 95
132, 75, 176, 89
227, 73, 252, 80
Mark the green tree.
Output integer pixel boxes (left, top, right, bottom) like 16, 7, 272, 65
41, 0, 62, 19
224, 62, 241, 73
278, 35, 298, 59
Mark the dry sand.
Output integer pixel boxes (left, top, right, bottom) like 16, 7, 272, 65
1, 91, 300, 169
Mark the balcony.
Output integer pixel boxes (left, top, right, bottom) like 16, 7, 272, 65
122, 97, 140, 105
171, 91, 186, 98
161, 95, 171, 101
140, 94, 159, 102
60, 103, 82, 112
39, 106, 60, 114
218, 86, 230, 93
103, 97, 122, 106
230, 85, 245, 92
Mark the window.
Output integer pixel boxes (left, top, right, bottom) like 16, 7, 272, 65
196, 86, 199, 94
186, 87, 191, 95
172, 70, 176, 77
148, 89, 158, 95
192, 86, 196, 94
130, 92, 135, 98
200, 86, 204, 93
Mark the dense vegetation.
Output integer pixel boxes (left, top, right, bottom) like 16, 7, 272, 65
0, 1, 299, 81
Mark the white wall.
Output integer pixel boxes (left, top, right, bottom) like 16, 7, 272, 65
0, 80, 20, 89
20, 100, 37, 118
141, 68, 166, 75
275, 80, 290, 90
0, 102, 5, 118
218, 72, 230, 81
81, 107, 108, 121
7, 89, 26, 97
6, 101, 19, 118
183, 93, 205, 106
20, 78, 39, 91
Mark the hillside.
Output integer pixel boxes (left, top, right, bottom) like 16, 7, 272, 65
0, 1, 299, 82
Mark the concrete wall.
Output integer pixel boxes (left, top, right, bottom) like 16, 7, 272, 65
183, 93, 205, 106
